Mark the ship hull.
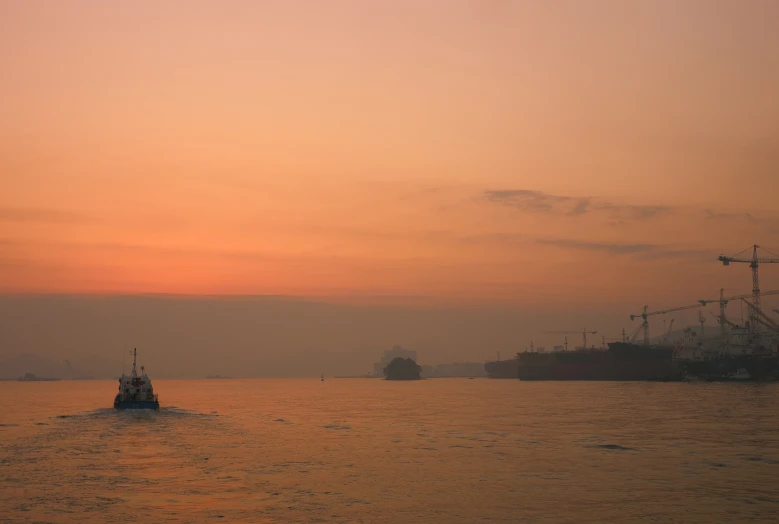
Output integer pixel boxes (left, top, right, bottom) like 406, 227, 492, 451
114, 400, 159, 410
517, 361, 680, 381
484, 359, 518, 379
485, 343, 681, 381
680, 355, 779, 382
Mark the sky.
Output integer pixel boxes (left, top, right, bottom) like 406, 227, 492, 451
1, 1, 779, 374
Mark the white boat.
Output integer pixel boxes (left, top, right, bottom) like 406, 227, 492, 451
114, 348, 159, 410
725, 368, 751, 381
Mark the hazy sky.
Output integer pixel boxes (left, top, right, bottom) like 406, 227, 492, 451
2, 2, 779, 372
3, 294, 764, 378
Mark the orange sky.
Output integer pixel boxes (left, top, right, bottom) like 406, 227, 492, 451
2, 0, 779, 306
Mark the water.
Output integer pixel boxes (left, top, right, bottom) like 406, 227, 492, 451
1, 379, 778, 523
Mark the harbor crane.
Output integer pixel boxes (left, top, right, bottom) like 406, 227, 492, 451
630, 289, 779, 346
630, 303, 705, 346
707, 309, 739, 330
737, 298, 779, 331
700, 289, 779, 335
541, 329, 597, 350
627, 323, 644, 343
718, 245, 779, 329
663, 318, 675, 343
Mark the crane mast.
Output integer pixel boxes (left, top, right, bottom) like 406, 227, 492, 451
638, 306, 649, 345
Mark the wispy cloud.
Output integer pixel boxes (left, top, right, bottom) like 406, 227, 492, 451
568, 198, 591, 216
484, 189, 590, 216
703, 209, 758, 222
537, 238, 710, 260
537, 238, 655, 255
597, 203, 671, 221
483, 189, 670, 221
458, 233, 529, 245
0, 207, 88, 224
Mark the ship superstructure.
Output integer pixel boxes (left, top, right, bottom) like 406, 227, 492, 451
114, 348, 159, 410
675, 321, 779, 381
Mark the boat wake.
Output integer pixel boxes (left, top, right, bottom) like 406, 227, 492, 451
51, 406, 219, 421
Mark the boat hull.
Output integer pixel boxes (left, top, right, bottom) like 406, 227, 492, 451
681, 355, 779, 382
114, 400, 159, 410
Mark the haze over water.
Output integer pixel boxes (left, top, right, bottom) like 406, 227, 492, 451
3, 1, 779, 522
2, 379, 778, 523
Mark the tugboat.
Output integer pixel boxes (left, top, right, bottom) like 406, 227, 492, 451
114, 348, 159, 410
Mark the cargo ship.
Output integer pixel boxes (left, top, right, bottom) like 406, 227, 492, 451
484, 358, 518, 379
485, 322, 779, 381
485, 340, 680, 381
114, 348, 159, 410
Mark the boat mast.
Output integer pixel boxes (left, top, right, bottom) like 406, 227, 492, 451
131, 348, 137, 377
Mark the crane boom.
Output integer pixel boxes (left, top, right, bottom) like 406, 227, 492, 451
738, 298, 779, 329
699, 289, 779, 305
663, 318, 675, 343
542, 330, 598, 333
700, 289, 779, 332
636, 304, 704, 317
628, 323, 644, 343
708, 309, 739, 329
630, 289, 779, 345
719, 256, 779, 264
629, 302, 705, 346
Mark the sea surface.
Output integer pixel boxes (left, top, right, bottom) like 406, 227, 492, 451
1, 379, 778, 523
